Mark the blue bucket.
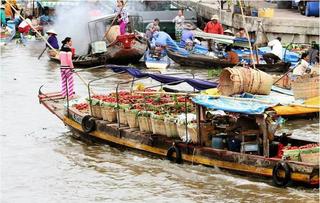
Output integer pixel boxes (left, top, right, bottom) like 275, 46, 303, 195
227, 137, 241, 152
212, 137, 225, 149
306, 2, 319, 17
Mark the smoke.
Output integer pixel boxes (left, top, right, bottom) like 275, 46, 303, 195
52, 1, 114, 55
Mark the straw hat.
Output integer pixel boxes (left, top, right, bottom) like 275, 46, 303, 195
46, 29, 57, 35
0, 5, 5, 9
224, 29, 233, 35
211, 15, 219, 20
183, 22, 196, 30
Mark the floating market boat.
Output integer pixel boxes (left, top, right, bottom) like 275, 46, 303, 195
167, 49, 291, 72
144, 50, 171, 69
39, 65, 319, 187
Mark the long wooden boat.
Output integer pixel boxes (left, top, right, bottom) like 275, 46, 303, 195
167, 50, 291, 73
39, 87, 319, 188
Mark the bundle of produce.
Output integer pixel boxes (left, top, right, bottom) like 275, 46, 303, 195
299, 144, 319, 164
72, 103, 89, 114
101, 102, 117, 122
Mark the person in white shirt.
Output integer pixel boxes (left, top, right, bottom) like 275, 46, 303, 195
263, 37, 283, 64
172, 9, 185, 41
292, 53, 311, 77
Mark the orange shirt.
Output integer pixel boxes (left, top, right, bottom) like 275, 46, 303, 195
5, 0, 17, 19
226, 51, 239, 64
204, 22, 224, 34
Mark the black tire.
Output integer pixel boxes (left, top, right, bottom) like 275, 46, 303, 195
81, 115, 96, 133
167, 145, 182, 164
272, 161, 291, 187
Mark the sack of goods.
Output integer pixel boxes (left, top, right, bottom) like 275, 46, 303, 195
218, 67, 273, 96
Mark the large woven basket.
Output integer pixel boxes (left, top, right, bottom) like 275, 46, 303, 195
300, 152, 319, 165
101, 106, 117, 122
117, 109, 128, 125
177, 124, 199, 143
126, 111, 139, 128
138, 116, 152, 133
218, 67, 273, 96
151, 118, 167, 136
91, 105, 102, 119
291, 74, 320, 99
164, 120, 179, 138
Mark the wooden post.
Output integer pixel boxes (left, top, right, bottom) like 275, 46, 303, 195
256, 115, 269, 157
196, 104, 201, 146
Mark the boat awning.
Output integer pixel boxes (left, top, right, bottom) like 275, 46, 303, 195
107, 65, 218, 90
192, 95, 275, 115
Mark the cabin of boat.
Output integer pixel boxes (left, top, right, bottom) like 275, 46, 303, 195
39, 65, 319, 188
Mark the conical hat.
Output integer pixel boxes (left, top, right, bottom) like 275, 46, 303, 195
46, 29, 57, 35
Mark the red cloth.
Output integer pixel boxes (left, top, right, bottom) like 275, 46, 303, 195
204, 22, 224, 34
18, 25, 31, 34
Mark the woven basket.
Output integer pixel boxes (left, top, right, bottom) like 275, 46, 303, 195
218, 67, 273, 96
101, 106, 117, 122
151, 118, 167, 136
126, 111, 139, 128
164, 120, 179, 138
291, 74, 320, 99
91, 105, 102, 119
117, 109, 128, 125
300, 152, 319, 165
138, 116, 152, 133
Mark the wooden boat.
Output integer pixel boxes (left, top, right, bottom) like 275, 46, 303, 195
144, 50, 170, 69
38, 68, 319, 187
48, 51, 106, 67
167, 50, 291, 72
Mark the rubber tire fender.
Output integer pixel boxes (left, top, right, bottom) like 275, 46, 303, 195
166, 145, 182, 164
272, 161, 291, 187
81, 115, 96, 133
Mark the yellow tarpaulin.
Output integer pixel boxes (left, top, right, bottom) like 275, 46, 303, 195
273, 96, 320, 116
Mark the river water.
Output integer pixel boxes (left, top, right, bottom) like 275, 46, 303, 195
0, 41, 319, 202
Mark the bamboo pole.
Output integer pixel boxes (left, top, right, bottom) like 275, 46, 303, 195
5, 0, 95, 95
238, 0, 256, 69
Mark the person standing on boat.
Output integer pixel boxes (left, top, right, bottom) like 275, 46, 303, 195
46, 29, 59, 49
114, 0, 128, 35
59, 37, 75, 98
224, 45, 239, 64
204, 15, 224, 51
172, 9, 185, 41
5, 0, 18, 21
235, 27, 247, 38
146, 18, 160, 40
262, 37, 283, 64
307, 41, 319, 65
0, 4, 6, 27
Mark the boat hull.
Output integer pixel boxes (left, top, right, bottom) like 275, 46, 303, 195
167, 50, 291, 73
39, 92, 319, 187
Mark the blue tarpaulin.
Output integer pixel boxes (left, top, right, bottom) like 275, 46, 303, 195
192, 95, 275, 115
107, 65, 218, 90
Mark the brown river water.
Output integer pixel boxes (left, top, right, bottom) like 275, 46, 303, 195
1, 41, 319, 202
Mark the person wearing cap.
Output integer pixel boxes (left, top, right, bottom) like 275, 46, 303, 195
180, 23, 195, 49
223, 29, 234, 36
204, 15, 224, 35
46, 29, 59, 50
0, 4, 6, 27
262, 37, 283, 64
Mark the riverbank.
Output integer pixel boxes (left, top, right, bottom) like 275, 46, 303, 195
174, 0, 319, 44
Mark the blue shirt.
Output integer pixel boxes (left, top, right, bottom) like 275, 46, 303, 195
47, 35, 59, 49
180, 30, 194, 48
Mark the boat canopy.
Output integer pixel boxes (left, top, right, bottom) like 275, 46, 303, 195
107, 65, 218, 90
192, 95, 275, 115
